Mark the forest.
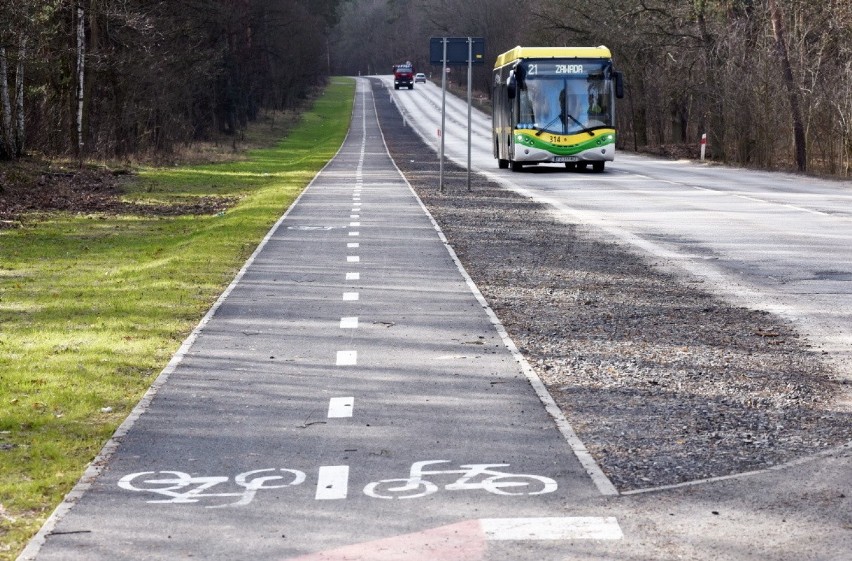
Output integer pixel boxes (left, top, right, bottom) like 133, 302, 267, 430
0, 0, 338, 160
1, 0, 850, 176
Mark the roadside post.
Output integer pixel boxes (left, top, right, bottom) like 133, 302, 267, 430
430, 37, 485, 192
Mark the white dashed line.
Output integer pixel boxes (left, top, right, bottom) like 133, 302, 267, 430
347, 242, 359, 248
349, 231, 360, 237
350, 222, 361, 227
327, 397, 355, 418
343, 292, 359, 301
336, 350, 357, 365
347, 256, 360, 263
340, 317, 358, 329
346, 272, 360, 280
315, 465, 350, 500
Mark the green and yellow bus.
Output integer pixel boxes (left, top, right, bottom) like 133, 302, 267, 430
493, 46, 624, 172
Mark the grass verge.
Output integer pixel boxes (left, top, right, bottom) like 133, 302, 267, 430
0, 77, 355, 559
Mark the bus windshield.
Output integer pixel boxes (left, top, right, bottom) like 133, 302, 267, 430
516, 60, 614, 135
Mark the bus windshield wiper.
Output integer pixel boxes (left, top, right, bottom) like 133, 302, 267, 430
534, 115, 562, 136
534, 113, 596, 136
564, 112, 595, 136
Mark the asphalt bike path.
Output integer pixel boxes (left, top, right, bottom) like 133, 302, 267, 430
23, 78, 621, 560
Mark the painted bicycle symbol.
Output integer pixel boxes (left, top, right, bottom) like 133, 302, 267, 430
363, 460, 558, 499
118, 469, 306, 508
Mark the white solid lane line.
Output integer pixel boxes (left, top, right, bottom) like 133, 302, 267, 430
480, 517, 623, 541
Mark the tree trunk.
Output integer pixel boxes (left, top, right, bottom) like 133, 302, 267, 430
76, 1, 86, 160
0, 46, 13, 158
15, 37, 26, 156
768, 0, 807, 172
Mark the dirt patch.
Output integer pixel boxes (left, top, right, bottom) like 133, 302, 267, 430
0, 158, 236, 227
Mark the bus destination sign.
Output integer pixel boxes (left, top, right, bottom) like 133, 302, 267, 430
523, 61, 604, 77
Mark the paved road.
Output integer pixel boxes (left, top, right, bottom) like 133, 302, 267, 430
22, 79, 623, 561
386, 77, 852, 378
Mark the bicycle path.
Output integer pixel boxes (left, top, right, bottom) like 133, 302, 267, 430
23, 78, 620, 561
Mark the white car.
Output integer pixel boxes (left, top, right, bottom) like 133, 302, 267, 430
414, 73, 426, 83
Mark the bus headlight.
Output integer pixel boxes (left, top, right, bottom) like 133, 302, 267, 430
516, 134, 535, 147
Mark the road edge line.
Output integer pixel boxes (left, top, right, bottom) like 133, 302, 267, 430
620, 439, 852, 495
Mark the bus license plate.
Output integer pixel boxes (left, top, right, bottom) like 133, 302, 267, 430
553, 156, 579, 162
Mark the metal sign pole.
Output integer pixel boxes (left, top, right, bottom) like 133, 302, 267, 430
440, 38, 447, 193
430, 36, 483, 192
467, 37, 473, 191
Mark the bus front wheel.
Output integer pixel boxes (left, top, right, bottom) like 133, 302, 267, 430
510, 161, 523, 172
498, 159, 509, 169
592, 162, 605, 173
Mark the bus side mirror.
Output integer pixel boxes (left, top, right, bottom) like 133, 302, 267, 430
508, 64, 527, 99
614, 71, 624, 99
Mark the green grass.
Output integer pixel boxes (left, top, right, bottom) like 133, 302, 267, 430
0, 77, 355, 558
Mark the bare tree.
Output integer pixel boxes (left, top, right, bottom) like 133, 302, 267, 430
75, 0, 85, 159
768, 0, 806, 171
14, 35, 24, 156
0, 45, 13, 157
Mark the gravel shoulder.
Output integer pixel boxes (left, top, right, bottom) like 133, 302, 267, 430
370, 79, 852, 493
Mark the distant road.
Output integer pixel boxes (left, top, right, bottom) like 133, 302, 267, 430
384, 76, 852, 378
